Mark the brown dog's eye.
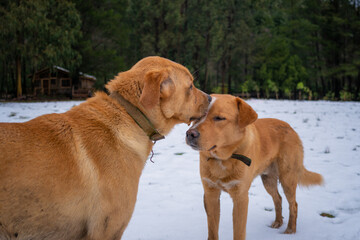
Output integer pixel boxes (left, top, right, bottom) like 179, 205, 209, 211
213, 116, 226, 121
189, 84, 193, 90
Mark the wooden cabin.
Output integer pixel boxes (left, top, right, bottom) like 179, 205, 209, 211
32, 66, 96, 97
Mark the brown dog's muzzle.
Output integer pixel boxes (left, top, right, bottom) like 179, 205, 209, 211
198, 92, 212, 114
189, 92, 211, 122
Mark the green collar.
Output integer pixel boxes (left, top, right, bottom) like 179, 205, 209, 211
110, 92, 165, 141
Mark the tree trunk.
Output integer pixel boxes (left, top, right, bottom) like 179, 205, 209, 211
16, 55, 22, 98
0, 61, 5, 95
31, 67, 36, 96
5, 64, 8, 100
226, 53, 232, 94
180, 0, 188, 60
154, 17, 159, 54
334, 76, 340, 100
11, 67, 16, 97
356, 69, 360, 100
204, 62, 208, 92
227, 71, 232, 94
221, 60, 226, 94
315, 30, 325, 97
22, 59, 27, 95
244, 53, 248, 80
333, 0, 341, 99
204, 32, 211, 92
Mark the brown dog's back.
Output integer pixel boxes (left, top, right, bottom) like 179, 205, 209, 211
1, 56, 212, 240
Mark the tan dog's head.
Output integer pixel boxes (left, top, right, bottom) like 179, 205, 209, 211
186, 94, 257, 159
106, 56, 211, 134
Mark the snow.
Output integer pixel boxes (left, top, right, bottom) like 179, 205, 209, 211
1, 99, 360, 240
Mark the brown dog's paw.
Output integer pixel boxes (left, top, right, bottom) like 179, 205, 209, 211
270, 219, 283, 228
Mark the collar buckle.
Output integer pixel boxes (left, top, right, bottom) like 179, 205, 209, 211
150, 131, 165, 141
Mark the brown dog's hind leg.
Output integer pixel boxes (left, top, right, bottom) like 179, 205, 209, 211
261, 173, 283, 228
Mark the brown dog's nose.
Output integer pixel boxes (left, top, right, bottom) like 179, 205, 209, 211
186, 129, 200, 142
207, 95, 212, 103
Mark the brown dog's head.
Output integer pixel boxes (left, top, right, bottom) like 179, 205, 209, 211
186, 94, 257, 159
106, 56, 211, 134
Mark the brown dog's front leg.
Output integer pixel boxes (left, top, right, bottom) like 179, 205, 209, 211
203, 187, 221, 240
230, 192, 249, 240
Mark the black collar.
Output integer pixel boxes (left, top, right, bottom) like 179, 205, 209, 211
109, 92, 165, 141
208, 154, 251, 167
230, 154, 251, 166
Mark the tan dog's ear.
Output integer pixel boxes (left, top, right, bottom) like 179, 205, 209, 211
236, 97, 258, 128
140, 69, 175, 109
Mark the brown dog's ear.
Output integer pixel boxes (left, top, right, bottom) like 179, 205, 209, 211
160, 77, 175, 99
139, 69, 175, 109
236, 97, 258, 128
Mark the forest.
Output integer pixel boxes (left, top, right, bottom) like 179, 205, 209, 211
1, 0, 360, 100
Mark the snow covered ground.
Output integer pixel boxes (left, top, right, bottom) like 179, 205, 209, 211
1, 99, 360, 240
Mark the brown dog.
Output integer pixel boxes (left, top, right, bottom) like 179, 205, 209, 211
186, 94, 323, 240
0, 56, 211, 240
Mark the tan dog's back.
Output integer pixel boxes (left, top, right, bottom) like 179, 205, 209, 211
253, 118, 323, 187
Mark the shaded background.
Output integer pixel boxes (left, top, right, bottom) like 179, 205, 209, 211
1, 0, 360, 100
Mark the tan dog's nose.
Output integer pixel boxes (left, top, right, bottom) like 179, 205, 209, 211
186, 129, 200, 149
186, 129, 200, 140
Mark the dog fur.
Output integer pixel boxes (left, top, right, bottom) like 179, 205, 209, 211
186, 94, 323, 240
0, 56, 210, 240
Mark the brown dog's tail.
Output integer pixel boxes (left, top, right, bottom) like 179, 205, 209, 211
299, 167, 324, 186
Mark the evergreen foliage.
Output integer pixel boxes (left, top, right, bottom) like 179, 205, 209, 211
0, 0, 359, 100
0, 0, 81, 97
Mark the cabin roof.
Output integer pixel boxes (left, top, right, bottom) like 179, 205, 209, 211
31, 66, 96, 81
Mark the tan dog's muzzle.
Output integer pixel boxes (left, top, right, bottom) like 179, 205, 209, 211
186, 128, 200, 150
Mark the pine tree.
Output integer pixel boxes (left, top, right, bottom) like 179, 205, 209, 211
0, 0, 81, 98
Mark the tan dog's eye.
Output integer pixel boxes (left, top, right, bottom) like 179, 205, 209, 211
189, 84, 193, 90
213, 116, 226, 121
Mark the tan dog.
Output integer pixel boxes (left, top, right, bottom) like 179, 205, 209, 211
0, 56, 211, 240
186, 94, 323, 240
